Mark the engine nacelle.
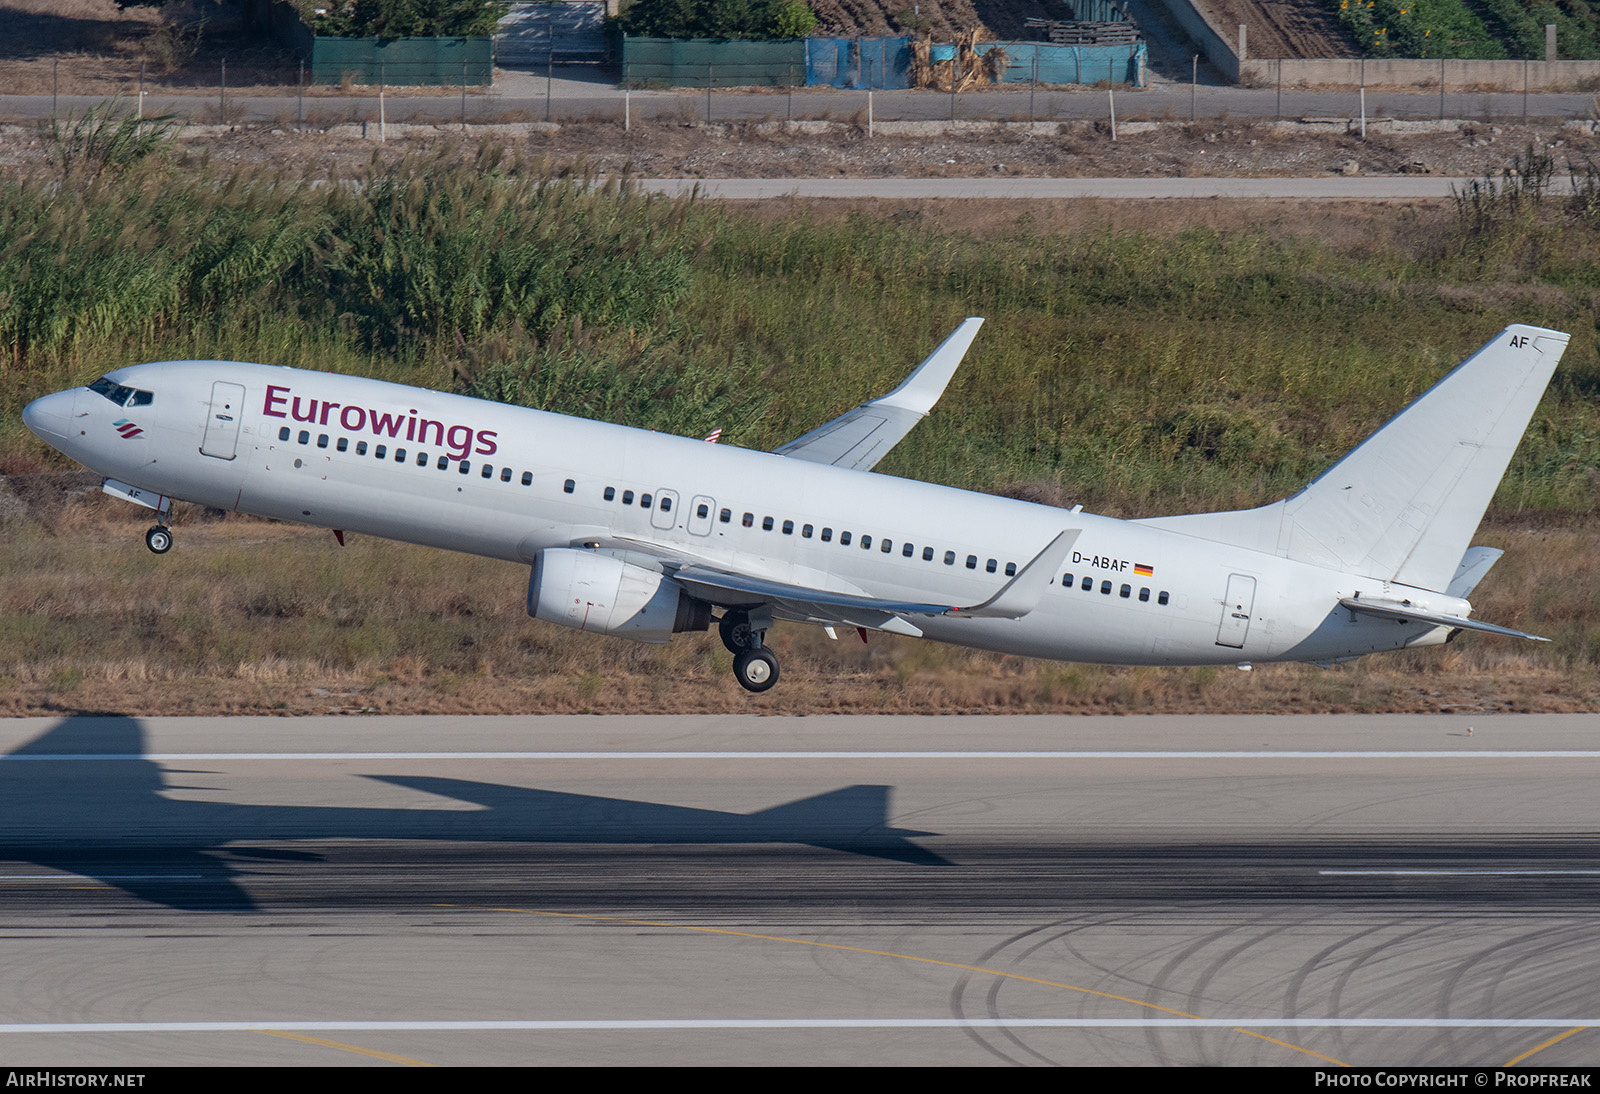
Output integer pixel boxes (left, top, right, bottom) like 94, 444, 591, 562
528, 549, 711, 644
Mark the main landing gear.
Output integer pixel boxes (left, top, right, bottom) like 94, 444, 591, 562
144, 508, 174, 554
720, 611, 779, 693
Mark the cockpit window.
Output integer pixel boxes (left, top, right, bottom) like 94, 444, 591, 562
88, 377, 153, 407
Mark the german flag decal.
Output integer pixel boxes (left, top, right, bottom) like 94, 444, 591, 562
1134, 563, 1154, 577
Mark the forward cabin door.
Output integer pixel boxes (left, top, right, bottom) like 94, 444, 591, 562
1215, 574, 1257, 648
200, 382, 246, 460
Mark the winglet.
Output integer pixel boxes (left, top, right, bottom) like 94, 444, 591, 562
774, 318, 985, 472
950, 529, 1080, 619
870, 318, 985, 417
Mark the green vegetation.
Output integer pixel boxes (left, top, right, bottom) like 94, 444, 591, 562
618, 0, 819, 40
1477, 0, 1600, 60
1333, 0, 1506, 59
302, 0, 511, 38
8, 132, 1600, 527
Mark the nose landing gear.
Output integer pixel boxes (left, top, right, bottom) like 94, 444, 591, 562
144, 526, 173, 554
720, 611, 780, 693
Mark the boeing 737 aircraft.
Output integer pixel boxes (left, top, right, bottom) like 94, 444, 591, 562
21, 321, 1565, 692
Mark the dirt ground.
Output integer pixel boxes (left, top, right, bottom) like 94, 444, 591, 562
1, 110, 1587, 181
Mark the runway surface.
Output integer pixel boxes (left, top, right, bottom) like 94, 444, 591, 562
0, 712, 1596, 1067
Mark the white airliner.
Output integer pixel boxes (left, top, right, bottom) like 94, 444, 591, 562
21, 321, 1565, 692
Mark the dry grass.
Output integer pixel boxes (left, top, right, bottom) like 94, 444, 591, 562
3, 493, 1595, 717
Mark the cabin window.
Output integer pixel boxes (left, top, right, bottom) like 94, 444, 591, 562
822, 528, 833, 542
501, 467, 513, 482
416, 452, 428, 467
986, 559, 997, 574
1120, 584, 1131, 598
882, 540, 894, 554
1139, 587, 1150, 602
660, 497, 672, 513
563, 478, 574, 493
623, 490, 635, 505
742, 512, 754, 527
966, 555, 977, 570
1158, 591, 1170, 606
1081, 576, 1092, 591
945, 551, 955, 565
375, 445, 387, 460
459, 461, 471, 475
481, 463, 492, 479
840, 532, 852, 546
923, 547, 934, 561
762, 516, 774, 531
394, 448, 406, 462
604, 487, 616, 501
1063, 573, 1073, 587
697, 503, 710, 519
802, 524, 814, 538
436, 455, 449, 470
278, 427, 291, 441
720, 508, 731, 523
356, 441, 367, 456
317, 434, 329, 448
641, 494, 653, 509
1101, 580, 1112, 595
861, 535, 872, 550
902, 543, 914, 558
522, 472, 533, 486
298, 430, 310, 445
337, 438, 348, 453
782, 520, 794, 535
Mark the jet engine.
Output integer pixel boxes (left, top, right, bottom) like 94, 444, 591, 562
528, 549, 711, 644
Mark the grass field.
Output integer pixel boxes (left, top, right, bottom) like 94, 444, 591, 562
4, 127, 1600, 714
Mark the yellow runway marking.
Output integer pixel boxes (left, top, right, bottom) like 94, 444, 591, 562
1504, 1026, 1586, 1067
256, 1028, 436, 1067
448, 904, 1350, 1067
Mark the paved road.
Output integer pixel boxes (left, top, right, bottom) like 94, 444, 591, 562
636, 176, 1478, 199
0, 713, 1596, 1067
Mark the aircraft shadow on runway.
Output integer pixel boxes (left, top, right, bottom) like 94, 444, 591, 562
0, 714, 949, 911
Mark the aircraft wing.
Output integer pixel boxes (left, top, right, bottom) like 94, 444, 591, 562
671, 529, 1078, 634
773, 318, 984, 471
1338, 597, 1548, 641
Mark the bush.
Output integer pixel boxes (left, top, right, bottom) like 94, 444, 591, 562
618, 0, 817, 40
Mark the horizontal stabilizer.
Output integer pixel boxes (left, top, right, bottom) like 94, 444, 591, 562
1338, 597, 1547, 642
775, 318, 983, 471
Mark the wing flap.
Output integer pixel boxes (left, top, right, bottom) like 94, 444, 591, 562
670, 529, 1079, 631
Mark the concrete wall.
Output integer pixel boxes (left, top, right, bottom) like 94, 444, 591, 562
1161, 0, 1600, 89
1242, 57, 1600, 90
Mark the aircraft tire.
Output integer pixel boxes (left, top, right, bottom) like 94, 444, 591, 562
719, 615, 753, 654
145, 526, 173, 554
733, 648, 779, 693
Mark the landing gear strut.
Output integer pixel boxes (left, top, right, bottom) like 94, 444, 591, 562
721, 611, 779, 693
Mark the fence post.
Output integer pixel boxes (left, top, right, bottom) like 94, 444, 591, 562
462, 61, 468, 129
220, 58, 226, 126
379, 62, 386, 141
1523, 58, 1529, 121
866, 59, 873, 135
1439, 57, 1445, 120
52, 58, 57, 119
1108, 86, 1116, 140
1275, 57, 1281, 120
625, 87, 630, 131
788, 62, 793, 122
1190, 54, 1196, 121
298, 59, 305, 129
547, 50, 553, 123
1029, 48, 1037, 122
707, 63, 713, 122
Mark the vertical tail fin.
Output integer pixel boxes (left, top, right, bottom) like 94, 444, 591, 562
1138, 325, 1569, 591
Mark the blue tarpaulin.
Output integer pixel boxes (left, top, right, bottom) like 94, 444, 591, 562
976, 41, 1146, 87
805, 36, 910, 89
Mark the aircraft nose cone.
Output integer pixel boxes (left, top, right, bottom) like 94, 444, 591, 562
22, 391, 73, 442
